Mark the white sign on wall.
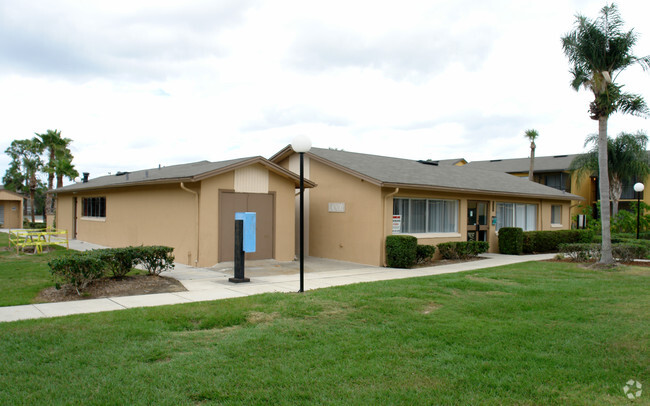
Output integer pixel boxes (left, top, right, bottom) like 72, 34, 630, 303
328, 202, 345, 213
392, 215, 401, 232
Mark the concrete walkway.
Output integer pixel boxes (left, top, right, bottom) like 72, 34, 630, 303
0, 232, 555, 323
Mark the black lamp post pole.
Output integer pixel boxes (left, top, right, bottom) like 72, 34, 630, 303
299, 151, 305, 293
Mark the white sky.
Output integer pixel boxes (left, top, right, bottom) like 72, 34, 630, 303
1, 0, 649, 183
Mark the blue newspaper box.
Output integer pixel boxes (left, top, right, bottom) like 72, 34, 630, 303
235, 212, 256, 253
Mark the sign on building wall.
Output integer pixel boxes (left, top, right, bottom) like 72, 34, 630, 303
328, 202, 345, 213
392, 215, 401, 233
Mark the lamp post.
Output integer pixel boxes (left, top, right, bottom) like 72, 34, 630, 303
634, 182, 645, 239
291, 135, 311, 292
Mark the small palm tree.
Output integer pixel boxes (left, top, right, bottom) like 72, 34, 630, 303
524, 129, 539, 181
562, 3, 650, 264
570, 131, 650, 217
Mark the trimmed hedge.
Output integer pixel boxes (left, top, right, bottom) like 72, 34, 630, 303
48, 252, 106, 295
437, 241, 489, 260
523, 230, 594, 254
498, 227, 523, 255
416, 244, 436, 264
48, 246, 175, 294
386, 235, 417, 268
558, 242, 649, 263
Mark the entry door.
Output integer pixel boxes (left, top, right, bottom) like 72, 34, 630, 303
219, 192, 274, 261
73, 197, 78, 239
467, 201, 489, 241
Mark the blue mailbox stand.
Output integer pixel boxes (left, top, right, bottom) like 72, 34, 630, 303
229, 212, 256, 283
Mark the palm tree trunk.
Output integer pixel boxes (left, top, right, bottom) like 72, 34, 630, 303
529, 142, 535, 181
598, 116, 614, 264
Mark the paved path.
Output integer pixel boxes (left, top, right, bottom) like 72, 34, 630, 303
0, 231, 555, 323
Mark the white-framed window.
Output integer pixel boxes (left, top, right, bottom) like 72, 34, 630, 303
496, 202, 537, 231
82, 197, 106, 218
393, 198, 458, 233
551, 204, 562, 225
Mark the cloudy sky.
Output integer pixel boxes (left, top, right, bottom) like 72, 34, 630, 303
1, 0, 649, 182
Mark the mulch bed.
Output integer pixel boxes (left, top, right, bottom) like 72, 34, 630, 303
413, 256, 486, 268
35, 275, 187, 303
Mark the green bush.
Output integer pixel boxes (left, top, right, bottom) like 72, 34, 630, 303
498, 227, 523, 255
48, 252, 106, 295
558, 242, 649, 263
137, 246, 175, 275
523, 230, 594, 254
415, 245, 436, 264
97, 247, 139, 278
437, 241, 489, 260
386, 235, 417, 268
47, 245, 175, 294
558, 243, 601, 262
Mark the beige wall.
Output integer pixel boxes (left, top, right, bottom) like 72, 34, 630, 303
57, 183, 199, 264
278, 153, 574, 267
0, 191, 23, 229
307, 158, 384, 266
56, 166, 297, 267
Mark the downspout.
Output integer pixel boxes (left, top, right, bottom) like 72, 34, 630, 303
382, 187, 400, 267
180, 182, 200, 267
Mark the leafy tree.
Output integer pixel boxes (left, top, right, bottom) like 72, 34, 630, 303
4, 139, 44, 223
570, 131, 650, 217
562, 3, 650, 264
524, 129, 539, 181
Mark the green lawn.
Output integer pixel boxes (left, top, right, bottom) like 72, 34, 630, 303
0, 261, 648, 404
0, 233, 70, 306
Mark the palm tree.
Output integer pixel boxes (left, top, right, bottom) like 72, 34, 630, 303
524, 129, 539, 181
34, 129, 78, 225
570, 131, 650, 217
562, 3, 650, 264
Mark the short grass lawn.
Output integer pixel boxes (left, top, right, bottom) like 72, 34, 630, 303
0, 232, 72, 306
0, 261, 648, 405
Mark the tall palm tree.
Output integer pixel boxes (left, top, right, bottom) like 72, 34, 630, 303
562, 3, 650, 264
524, 129, 539, 181
570, 131, 650, 218
35, 129, 78, 225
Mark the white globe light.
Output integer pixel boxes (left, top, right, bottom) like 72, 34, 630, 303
634, 182, 645, 193
291, 135, 312, 153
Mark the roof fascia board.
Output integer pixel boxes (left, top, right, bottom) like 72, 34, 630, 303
382, 182, 582, 201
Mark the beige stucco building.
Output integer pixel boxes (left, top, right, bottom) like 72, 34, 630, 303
271, 147, 582, 267
54, 148, 583, 268
0, 186, 24, 229
55, 157, 313, 267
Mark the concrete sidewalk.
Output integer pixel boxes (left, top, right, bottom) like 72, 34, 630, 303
0, 241, 555, 323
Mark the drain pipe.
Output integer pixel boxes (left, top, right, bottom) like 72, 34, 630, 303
180, 182, 200, 267
382, 187, 400, 266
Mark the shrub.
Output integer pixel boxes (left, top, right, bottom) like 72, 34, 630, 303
137, 246, 175, 275
386, 236, 417, 268
415, 245, 436, 264
522, 230, 594, 254
498, 228, 523, 255
97, 247, 139, 278
612, 242, 650, 262
558, 242, 649, 263
558, 243, 601, 262
48, 252, 106, 295
437, 241, 489, 260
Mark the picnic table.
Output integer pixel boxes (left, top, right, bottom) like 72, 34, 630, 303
8, 229, 69, 254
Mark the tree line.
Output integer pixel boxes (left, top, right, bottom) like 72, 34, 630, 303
3, 129, 78, 225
